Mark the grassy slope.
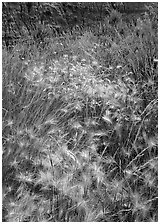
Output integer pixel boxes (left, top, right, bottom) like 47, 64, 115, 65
2, 4, 158, 222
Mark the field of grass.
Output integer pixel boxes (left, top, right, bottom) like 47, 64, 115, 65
2, 2, 158, 222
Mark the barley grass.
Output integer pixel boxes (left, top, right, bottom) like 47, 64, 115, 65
2, 4, 158, 222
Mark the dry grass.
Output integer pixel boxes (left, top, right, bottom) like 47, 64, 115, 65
2, 6, 158, 222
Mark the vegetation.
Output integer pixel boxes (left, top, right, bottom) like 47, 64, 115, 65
2, 2, 158, 222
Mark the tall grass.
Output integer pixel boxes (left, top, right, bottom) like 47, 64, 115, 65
2, 5, 158, 222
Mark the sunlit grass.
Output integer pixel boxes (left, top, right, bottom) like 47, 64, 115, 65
2, 6, 157, 222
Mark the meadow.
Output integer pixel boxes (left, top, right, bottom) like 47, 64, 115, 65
2, 2, 158, 222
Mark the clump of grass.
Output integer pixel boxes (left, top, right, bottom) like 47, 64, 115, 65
3, 4, 157, 222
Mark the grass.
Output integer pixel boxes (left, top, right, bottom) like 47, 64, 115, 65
2, 5, 158, 222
